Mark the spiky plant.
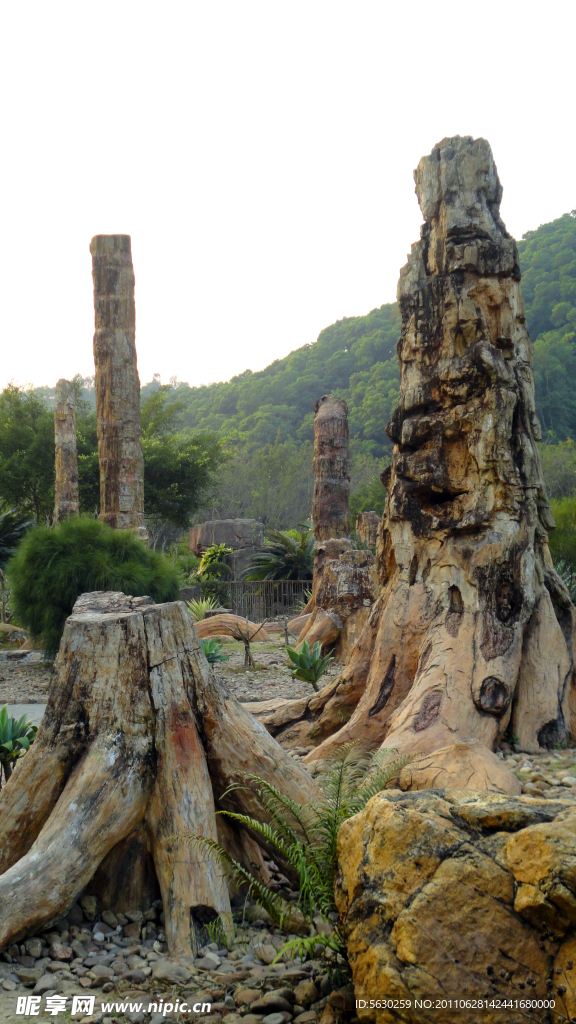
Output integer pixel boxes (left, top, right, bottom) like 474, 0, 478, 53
286, 639, 333, 691
0, 705, 37, 787
187, 596, 219, 621
200, 637, 229, 664
173, 744, 414, 980
242, 528, 314, 581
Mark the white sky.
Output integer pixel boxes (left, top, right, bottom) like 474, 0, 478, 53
1, 1, 574, 391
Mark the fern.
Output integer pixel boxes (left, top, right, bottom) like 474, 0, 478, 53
172, 743, 415, 978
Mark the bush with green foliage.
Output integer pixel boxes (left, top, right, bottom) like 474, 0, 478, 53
175, 744, 413, 980
7, 517, 180, 654
0, 705, 37, 787
286, 639, 333, 692
200, 638, 229, 664
243, 528, 314, 581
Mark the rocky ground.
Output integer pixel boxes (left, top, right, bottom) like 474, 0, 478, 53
0, 875, 353, 1024
0, 638, 335, 707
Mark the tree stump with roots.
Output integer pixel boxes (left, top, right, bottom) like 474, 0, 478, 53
0, 592, 318, 955
261, 136, 576, 761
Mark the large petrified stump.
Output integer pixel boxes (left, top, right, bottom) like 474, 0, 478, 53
91, 235, 147, 542
263, 136, 576, 759
0, 593, 317, 955
53, 378, 79, 521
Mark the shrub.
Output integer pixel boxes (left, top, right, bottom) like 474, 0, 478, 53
7, 517, 180, 654
187, 596, 219, 621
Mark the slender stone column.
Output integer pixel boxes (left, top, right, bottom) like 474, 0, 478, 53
90, 235, 147, 542
53, 379, 79, 522
310, 395, 351, 596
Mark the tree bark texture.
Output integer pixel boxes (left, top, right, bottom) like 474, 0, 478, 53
53, 379, 79, 521
91, 235, 147, 542
263, 137, 576, 761
0, 593, 318, 954
308, 396, 351, 606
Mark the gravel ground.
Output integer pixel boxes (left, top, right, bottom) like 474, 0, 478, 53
0, 638, 334, 708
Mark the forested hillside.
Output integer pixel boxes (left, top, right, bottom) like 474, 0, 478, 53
24, 209, 576, 529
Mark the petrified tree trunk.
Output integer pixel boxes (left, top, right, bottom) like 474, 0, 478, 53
0, 593, 317, 954
264, 136, 576, 760
91, 235, 147, 542
356, 511, 380, 549
308, 396, 351, 604
53, 378, 79, 521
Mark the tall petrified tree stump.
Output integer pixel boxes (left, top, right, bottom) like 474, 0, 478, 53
53, 378, 79, 521
91, 235, 147, 542
263, 136, 576, 758
0, 593, 317, 954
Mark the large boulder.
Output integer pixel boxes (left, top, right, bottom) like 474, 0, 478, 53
337, 789, 576, 1023
399, 739, 521, 796
189, 519, 264, 578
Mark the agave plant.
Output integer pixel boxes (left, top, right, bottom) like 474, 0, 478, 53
200, 637, 229, 664
0, 705, 37, 787
286, 638, 333, 691
173, 744, 415, 981
187, 596, 219, 621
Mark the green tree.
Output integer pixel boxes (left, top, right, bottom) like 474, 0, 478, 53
0, 385, 55, 523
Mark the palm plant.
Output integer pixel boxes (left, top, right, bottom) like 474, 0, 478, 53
173, 744, 414, 980
242, 528, 314, 581
286, 639, 333, 691
0, 705, 38, 788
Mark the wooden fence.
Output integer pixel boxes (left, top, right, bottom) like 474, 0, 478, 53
220, 580, 311, 622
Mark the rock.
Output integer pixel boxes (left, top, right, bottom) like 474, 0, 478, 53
234, 987, 262, 1006
123, 968, 147, 984
67, 903, 85, 926
24, 938, 42, 959
123, 921, 141, 939
15, 967, 42, 986
294, 981, 319, 1006
2, 979, 16, 991
337, 788, 576, 1022
32, 973, 57, 995
261, 1014, 287, 1024
49, 942, 73, 960
151, 959, 192, 984
562, 775, 576, 785
253, 944, 278, 965
293, 1014, 318, 1023
79, 896, 97, 921
399, 739, 521, 795
251, 993, 294, 1014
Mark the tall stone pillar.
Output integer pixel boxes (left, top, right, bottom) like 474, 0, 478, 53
90, 235, 147, 542
311, 395, 351, 594
53, 379, 79, 522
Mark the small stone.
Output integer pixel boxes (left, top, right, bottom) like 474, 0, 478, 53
25, 939, 42, 959
234, 987, 262, 1006
79, 976, 93, 988
80, 895, 97, 921
67, 903, 85, 926
2, 979, 16, 991
33, 973, 58, 995
123, 922, 141, 939
151, 959, 192, 984
562, 776, 576, 785
101, 910, 118, 928
262, 1014, 287, 1024
91, 963, 114, 978
15, 967, 42, 986
251, 994, 294, 1014
294, 1013, 318, 1023
124, 969, 147, 984
294, 981, 319, 1006
126, 910, 144, 923
254, 944, 278, 965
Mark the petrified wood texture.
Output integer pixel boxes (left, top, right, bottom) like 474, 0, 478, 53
309, 395, 351, 600
53, 378, 79, 521
0, 592, 317, 954
307, 136, 576, 759
262, 137, 576, 764
91, 235, 147, 541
